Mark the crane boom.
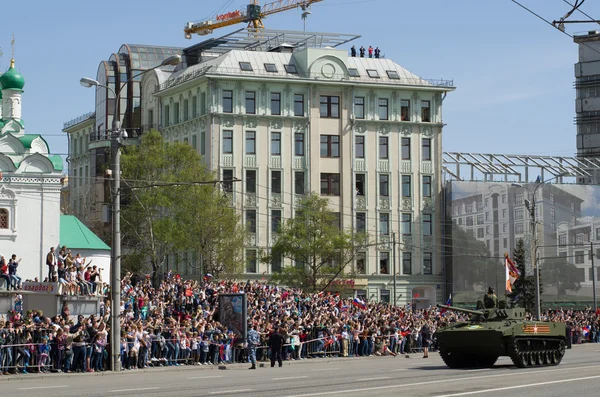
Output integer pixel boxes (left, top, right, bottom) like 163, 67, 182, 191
184, 0, 324, 38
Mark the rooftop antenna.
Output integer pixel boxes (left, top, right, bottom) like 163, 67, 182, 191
301, 4, 312, 32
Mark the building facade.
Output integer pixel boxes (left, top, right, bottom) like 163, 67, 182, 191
0, 58, 63, 284
574, 30, 600, 184
139, 31, 454, 306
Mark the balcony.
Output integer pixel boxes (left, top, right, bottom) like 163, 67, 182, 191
355, 158, 366, 172
421, 161, 433, 174
245, 155, 257, 168
270, 156, 282, 169
378, 159, 390, 172
400, 160, 412, 173
222, 154, 234, 167
294, 157, 305, 170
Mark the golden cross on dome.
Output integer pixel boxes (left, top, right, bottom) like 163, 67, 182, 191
11, 33, 15, 59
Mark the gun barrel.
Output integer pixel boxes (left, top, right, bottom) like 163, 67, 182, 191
437, 304, 485, 316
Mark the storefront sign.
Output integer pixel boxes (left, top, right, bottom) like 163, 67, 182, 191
22, 282, 59, 294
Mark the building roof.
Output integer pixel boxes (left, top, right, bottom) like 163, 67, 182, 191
159, 48, 453, 92
60, 215, 110, 251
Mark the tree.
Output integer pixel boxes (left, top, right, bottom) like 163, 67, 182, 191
120, 130, 245, 285
542, 257, 582, 298
509, 238, 541, 311
264, 193, 369, 292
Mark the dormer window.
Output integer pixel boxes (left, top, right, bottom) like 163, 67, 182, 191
366, 69, 380, 78
264, 63, 278, 73
386, 70, 400, 79
239, 62, 253, 71
284, 64, 297, 74
348, 68, 360, 77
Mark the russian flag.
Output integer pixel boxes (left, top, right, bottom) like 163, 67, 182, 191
583, 326, 590, 337
440, 294, 452, 314
352, 298, 367, 310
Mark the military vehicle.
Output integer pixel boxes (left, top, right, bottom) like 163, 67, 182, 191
435, 304, 567, 368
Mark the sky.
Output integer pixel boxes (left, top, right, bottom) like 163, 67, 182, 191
1, 0, 599, 166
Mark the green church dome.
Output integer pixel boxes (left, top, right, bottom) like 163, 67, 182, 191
0, 59, 25, 91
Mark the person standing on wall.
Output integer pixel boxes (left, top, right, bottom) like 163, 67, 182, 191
46, 247, 56, 281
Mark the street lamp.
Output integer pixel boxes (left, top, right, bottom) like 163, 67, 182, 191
512, 174, 566, 321
80, 54, 181, 372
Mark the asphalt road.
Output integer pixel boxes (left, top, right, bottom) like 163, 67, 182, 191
1, 345, 599, 397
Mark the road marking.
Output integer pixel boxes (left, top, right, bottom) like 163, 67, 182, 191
389, 368, 408, 372
282, 364, 599, 397
273, 376, 309, 381
433, 374, 600, 397
18, 386, 68, 391
109, 387, 159, 393
188, 376, 224, 380
310, 367, 340, 371
356, 376, 391, 382
209, 390, 252, 395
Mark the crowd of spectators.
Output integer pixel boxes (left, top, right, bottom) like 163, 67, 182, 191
1, 271, 599, 375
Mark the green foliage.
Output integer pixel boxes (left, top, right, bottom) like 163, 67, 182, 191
508, 238, 541, 311
264, 193, 369, 292
542, 257, 582, 298
120, 130, 245, 284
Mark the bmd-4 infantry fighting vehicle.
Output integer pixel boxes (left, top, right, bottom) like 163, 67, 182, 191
435, 304, 567, 368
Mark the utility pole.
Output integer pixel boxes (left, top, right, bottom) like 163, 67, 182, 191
392, 232, 397, 306
592, 242, 597, 311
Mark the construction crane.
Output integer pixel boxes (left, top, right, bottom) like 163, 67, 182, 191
184, 0, 323, 39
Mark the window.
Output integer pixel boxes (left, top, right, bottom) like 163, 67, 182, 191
596, 228, 600, 240
550, 193, 555, 203
245, 131, 256, 154
246, 170, 256, 194
380, 252, 390, 274
477, 214, 483, 225
515, 194, 524, 205
348, 68, 360, 77
245, 91, 256, 114
295, 172, 305, 195
192, 134, 197, 150
503, 223, 508, 232
466, 217, 474, 227
378, 98, 389, 120
502, 194, 506, 203
503, 238, 508, 249
320, 173, 340, 195
246, 210, 257, 233
366, 69, 380, 78
421, 100, 431, 122
320, 135, 340, 157
356, 174, 366, 196
192, 96, 197, 118
423, 252, 432, 275
239, 62, 253, 71
284, 64, 297, 74
423, 214, 432, 236
502, 208, 507, 218
223, 131, 233, 154
320, 96, 340, 118
466, 204, 473, 213
246, 250, 257, 273
272, 210, 282, 233
264, 63, 277, 73
356, 212, 366, 232
271, 255, 282, 273
550, 208, 556, 220
354, 97, 365, 119
164, 104, 170, 126
575, 251, 585, 264
477, 228, 484, 238
401, 213, 412, 235
295, 133, 305, 156
356, 253, 366, 274
0, 208, 8, 229
515, 223, 524, 234
559, 234, 567, 246
294, 94, 304, 116
422, 138, 431, 160
379, 174, 389, 197
402, 175, 411, 197
355, 135, 365, 158
200, 92, 206, 115
401, 100, 410, 121
222, 90, 233, 113
402, 252, 412, 275
379, 136, 389, 159
401, 138, 411, 160
183, 99, 189, 121
515, 208, 524, 220
271, 132, 281, 155
271, 171, 281, 194
271, 93, 281, 115
386, 70, 400, 79
223, 169, 234, 193
423, 176, 432, 197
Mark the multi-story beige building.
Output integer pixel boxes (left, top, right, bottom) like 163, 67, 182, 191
138, 30, 454, 306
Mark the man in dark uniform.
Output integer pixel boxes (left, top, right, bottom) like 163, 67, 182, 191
268, 327, 285, 368
483, 287, 498, 309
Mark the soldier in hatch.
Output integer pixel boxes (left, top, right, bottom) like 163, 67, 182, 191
483, 287, 498, 309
